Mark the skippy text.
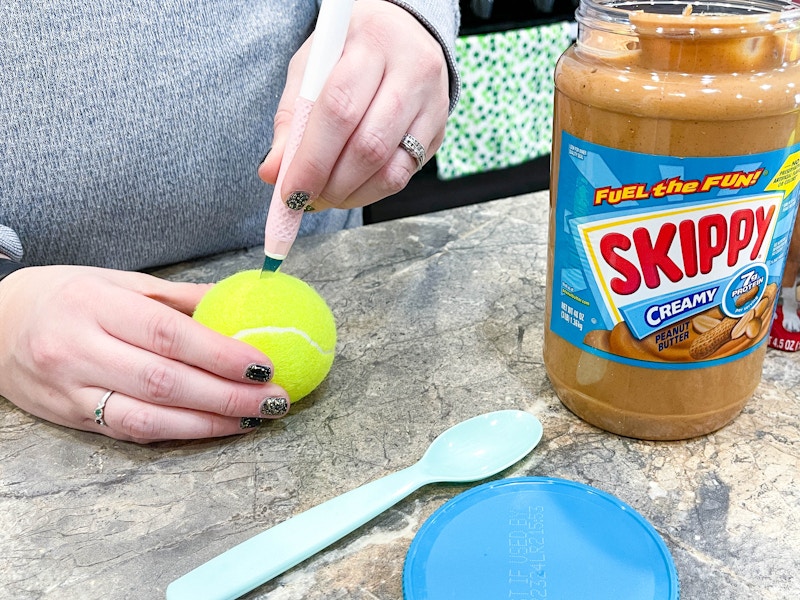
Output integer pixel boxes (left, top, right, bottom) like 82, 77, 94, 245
597, 203, 775, 296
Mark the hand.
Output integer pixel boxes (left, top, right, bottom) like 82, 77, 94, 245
0, 266, 290, 443
258, 0, 450, 210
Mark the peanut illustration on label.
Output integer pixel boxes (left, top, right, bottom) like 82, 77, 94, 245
734, 285, 760, 308
690, 317, 738, 359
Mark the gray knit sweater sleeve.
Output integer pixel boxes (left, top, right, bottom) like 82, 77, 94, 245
0, 226, 24, 262
1, 0, 460, 270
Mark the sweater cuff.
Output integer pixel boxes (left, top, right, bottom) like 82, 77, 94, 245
383, 0, 462, 113
0, 259, 25, 284
0, 226, 24, 262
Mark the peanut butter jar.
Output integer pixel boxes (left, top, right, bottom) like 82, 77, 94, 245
545, 0, 800, 440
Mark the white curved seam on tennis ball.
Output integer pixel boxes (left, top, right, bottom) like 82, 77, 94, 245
233, 326, 334, 355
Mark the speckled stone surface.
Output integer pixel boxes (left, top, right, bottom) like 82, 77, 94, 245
1, 191, 799, 599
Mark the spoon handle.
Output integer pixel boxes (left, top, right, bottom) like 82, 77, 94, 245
166, 465, 426, 600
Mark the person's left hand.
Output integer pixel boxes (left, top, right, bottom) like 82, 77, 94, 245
258, 0, 451, 211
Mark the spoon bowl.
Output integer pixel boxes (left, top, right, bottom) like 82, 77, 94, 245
167, 409, 543, 600
420, 410, 543, 481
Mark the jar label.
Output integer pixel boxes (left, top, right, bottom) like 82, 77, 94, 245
550, 132, 800, 368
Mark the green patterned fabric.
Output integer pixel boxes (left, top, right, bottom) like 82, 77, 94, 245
437, 22, 573, 180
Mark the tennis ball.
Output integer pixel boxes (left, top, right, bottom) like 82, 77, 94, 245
193, 269, 336, 401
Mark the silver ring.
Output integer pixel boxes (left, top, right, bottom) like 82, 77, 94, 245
400, 133, 426, 172
94, 390, 114, 426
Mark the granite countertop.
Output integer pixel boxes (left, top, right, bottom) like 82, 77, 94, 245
1, 190, 799, 599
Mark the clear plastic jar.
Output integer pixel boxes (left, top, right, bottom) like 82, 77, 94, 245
544, 0, 800, 439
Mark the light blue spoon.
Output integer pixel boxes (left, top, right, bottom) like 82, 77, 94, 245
166, 409, 543, 600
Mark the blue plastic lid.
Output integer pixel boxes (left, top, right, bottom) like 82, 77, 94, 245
403, 477, 679, 600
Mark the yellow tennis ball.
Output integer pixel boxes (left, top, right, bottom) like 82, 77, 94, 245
193, 269, 336, 401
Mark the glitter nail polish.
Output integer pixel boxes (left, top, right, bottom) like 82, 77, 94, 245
286, 191, 311, 211
260, 396, 289, 417
240, 417, 264, 429
245, 363, 272, 382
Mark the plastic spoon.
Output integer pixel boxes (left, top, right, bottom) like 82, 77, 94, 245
166, 409, 543, 600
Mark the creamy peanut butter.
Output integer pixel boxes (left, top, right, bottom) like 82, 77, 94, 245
545, 0, 800, 439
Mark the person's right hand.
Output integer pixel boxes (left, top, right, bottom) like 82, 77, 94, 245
258, 0, 451, 211
0, 265, 291, 443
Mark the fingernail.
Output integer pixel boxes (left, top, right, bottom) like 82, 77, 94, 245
286, 191, 311, 211
240, 417, 265, 429
260, 396, 289, 417
245, 363, 272, 382
259, 148, 272, 165
303, 204, 316, 212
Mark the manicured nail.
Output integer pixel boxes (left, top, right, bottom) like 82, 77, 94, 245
245, 363, 272, 382
303, 204, 316, 212
259, 148, 272, 165
286, 191, 311, 211
240, 417, 265, 429
260, 396, 289, 417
